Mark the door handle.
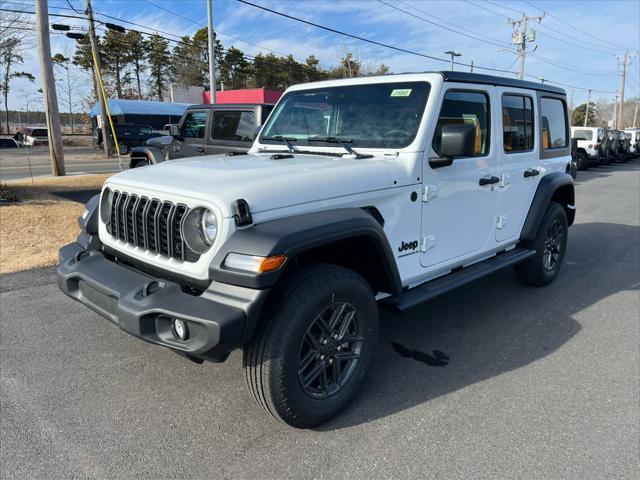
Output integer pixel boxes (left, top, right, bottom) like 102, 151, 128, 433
523, 168, 540, 178
196, 146, 205, 153
479, 176, 500, 186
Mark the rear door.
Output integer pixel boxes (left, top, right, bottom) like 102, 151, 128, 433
205, 109, 257, 155
495, 88, 538, 242
178, 109, 208, 157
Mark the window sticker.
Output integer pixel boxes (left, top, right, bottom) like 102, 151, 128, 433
390, 88, 412, 97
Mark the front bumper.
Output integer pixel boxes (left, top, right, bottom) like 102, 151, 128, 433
57, 242, 262, 362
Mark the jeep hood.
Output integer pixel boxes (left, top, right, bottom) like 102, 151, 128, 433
106, 152, 408, 218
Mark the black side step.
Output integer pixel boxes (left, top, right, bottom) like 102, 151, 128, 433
382, 248, 536, 312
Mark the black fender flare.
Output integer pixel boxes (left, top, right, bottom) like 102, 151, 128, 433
521, 172, 575, 241
210, 208, 402, 295
129, 146, 165, 168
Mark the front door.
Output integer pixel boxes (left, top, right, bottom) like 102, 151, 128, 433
178, 110, 208, 157
420, 87, 499, 268
495, 88, 539, 242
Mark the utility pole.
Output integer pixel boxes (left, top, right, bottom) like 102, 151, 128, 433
470, 60, 474, 73
207, 0, 217, 104
633, 101, 639, 128
508, 13, 545, 80
35, 0, 65, 176
86, 0, 111, 157
584, 89, 592, 127
616, 51, 628, 129
444, 50, 461, 71
612, 95, 618, 129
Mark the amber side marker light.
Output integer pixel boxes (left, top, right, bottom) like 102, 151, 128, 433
224, 253, 287, 273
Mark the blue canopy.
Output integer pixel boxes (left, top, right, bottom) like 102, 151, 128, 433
89, 99, 190, 117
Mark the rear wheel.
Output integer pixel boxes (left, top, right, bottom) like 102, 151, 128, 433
244, 264, 378, 428
575, 151, 588, 170
118, 143, 129, 155
515, 202, 568, 287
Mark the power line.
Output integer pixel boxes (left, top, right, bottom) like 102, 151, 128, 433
378, 0, 511, 49
522, 0, 629, 51
138, 0, 298, 61
528, 52, 619, 77
235, 0, 518, 74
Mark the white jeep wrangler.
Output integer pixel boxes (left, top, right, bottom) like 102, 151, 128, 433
570, 126, 604, 169
58, 72, 575, 428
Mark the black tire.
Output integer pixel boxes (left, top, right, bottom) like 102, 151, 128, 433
118, 144, 129, 155
514, 202, 568, 287
575, 151, 588, 170
244, 264, 379, 428
132, 159, 148, 168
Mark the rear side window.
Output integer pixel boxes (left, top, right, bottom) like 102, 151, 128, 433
572, 129, 593, 141
182, 111, 207, 139
212, 111, 256, 142
541, 98, 568, 149
502, 94, 534, 152
433, 90, 490, 156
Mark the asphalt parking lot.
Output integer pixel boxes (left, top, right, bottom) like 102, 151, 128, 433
1, 161, 639, 479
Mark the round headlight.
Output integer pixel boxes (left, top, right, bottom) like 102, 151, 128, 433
182, 207, 217, 254
200, 209, 218, 245
100, 188, 113, 224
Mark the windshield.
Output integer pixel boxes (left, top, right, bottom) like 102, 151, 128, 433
260, 82, 430, 149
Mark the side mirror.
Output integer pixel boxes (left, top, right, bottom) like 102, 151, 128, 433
169, 125, 180, 137
430, 123, 477, 169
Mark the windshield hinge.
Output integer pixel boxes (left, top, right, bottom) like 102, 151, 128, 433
422, 185, 438, 202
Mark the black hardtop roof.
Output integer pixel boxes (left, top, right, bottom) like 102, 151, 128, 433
438, 71, 566, 95
186, 103, 274, 110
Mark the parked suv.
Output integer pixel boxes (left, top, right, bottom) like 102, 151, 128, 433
570, 126, 603, 169
129, 103, 273, 168
58, 72, 575, 428
95, 123, 164, 155
624, 128, 640, 155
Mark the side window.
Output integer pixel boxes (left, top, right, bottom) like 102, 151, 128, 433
212, 111, 257, 142
433, 90, 490, 156
502, 94, 534, 153
182, 111, 207, 139
541, 98, 568, 149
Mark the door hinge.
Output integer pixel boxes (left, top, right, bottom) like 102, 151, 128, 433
500, 174, 510, 188
422, 185, 438, 202
421, 235, 436, 252
496, 215, 507, 229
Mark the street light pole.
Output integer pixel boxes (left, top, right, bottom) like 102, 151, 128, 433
444, 50, 462, 71
584, 89, 591, 127
207, 0, 217, 104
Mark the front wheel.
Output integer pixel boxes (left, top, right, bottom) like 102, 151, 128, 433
244, 264, 379, 428
118, 144, 129, 155
514, 202, 568, 287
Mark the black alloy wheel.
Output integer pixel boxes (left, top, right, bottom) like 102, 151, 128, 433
297, 302, 364, 399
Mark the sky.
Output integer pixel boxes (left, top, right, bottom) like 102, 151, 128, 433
4, 0, 640, 112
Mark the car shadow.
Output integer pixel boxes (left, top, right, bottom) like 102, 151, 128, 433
575, 157, 639, 183
318, 221, 640, 430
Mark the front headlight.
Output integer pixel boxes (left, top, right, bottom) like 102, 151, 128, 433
99, 187, 113, 224
182, 207, 217, 254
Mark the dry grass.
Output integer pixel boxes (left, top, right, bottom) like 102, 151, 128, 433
0, 174, 112, 274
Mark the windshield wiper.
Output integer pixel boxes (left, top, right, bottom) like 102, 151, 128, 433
261, 135, 297, 153
307, 136, 372, 159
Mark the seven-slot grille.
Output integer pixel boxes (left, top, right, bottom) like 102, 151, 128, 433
106, 191, 200, 262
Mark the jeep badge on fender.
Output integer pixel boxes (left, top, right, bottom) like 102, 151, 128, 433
58, 71, 575, 429
398, 240, 419, 252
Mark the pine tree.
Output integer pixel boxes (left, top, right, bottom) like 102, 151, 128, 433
147, 34, 171, 100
